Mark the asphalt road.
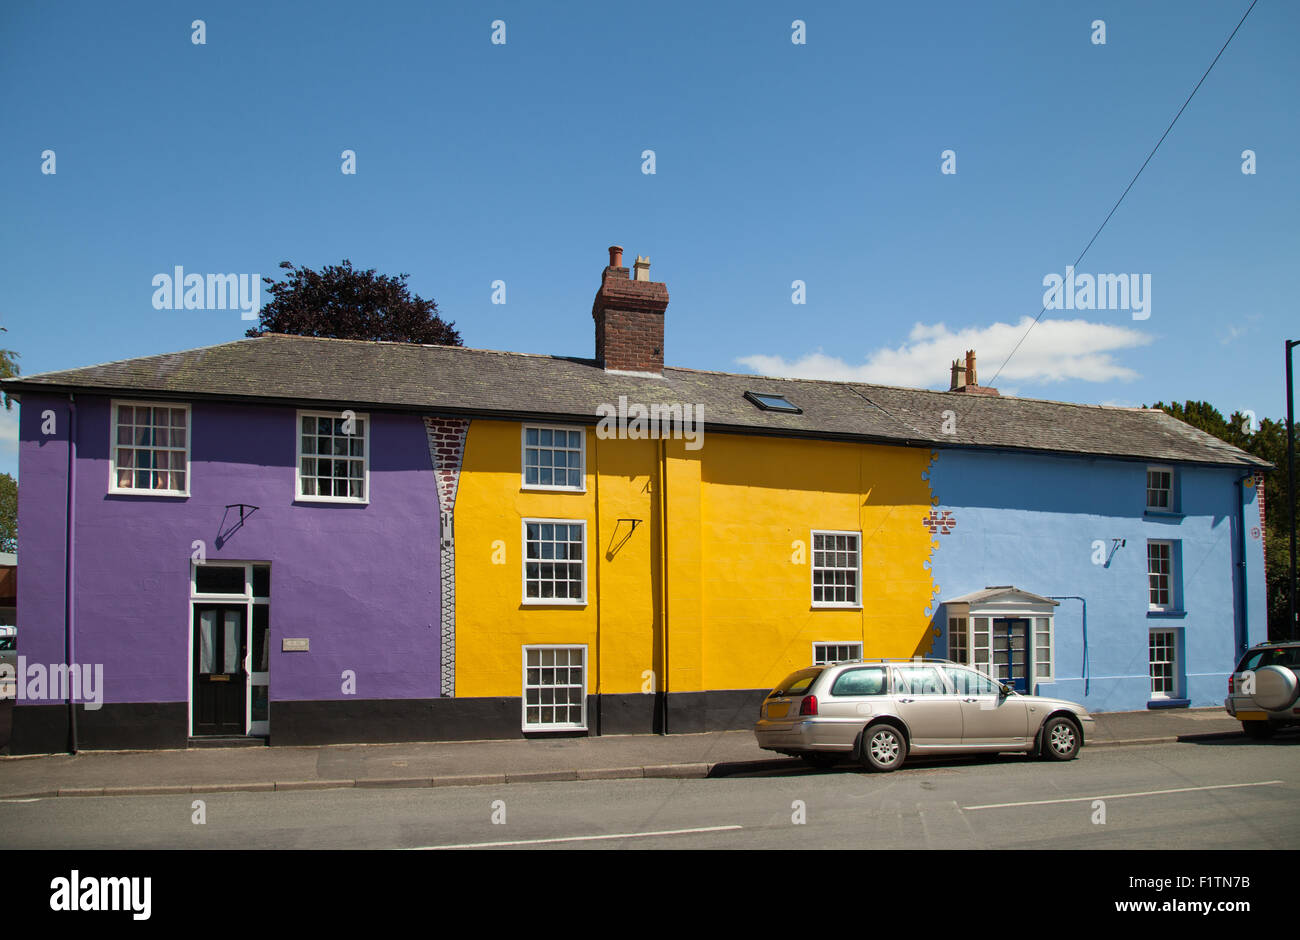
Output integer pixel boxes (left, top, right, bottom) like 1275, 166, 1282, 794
2, 737, 1296, 849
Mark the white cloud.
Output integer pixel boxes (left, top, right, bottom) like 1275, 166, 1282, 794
736, 317, 1153, 388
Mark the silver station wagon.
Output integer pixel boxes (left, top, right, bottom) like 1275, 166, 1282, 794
754, 658, 1095, 772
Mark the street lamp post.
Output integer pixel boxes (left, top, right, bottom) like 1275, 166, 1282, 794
1288, 339, 1299, 641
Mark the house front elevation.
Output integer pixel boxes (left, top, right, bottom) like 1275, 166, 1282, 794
4, 247, 1270, 752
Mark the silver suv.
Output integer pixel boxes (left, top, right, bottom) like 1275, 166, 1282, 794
1225, 641, 1300, 738
754, 658, 1094, 772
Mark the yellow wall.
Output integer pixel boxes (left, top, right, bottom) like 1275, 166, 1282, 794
454, 421, 937, 698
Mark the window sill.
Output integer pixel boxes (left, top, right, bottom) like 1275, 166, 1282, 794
1147, 609, 1187, 619
294, 497, 370, 506
811, 605, 864, 611
520, 484, 588, 495
1143, 510, 1185, 520
1147, 697, 1190, 709
521, 600, 588, 608
107, 489, 190, 499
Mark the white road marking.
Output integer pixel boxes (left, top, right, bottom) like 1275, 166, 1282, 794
963, 780, 1284, 811
409, 824, 744, 850
0, 798, 42, 804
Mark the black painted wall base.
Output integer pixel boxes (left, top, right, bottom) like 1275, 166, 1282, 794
7, 690, 770, 752
9, 702, 188, 754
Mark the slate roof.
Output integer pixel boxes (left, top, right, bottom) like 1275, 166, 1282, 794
3, 334, 1269, 469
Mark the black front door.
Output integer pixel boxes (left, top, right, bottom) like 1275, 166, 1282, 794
993, 618, 1030, 693
193, 604, 246, 735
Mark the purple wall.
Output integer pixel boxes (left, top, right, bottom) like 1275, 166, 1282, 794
17, 393, 442, 706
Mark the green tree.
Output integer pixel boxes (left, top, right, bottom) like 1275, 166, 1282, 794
245, 260, 461, 346
0, 472, 15, 553
0, 325, 18, 410
1148, 400, 1296, 639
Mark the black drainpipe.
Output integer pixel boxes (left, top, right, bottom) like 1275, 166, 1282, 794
65, 394, 78, 754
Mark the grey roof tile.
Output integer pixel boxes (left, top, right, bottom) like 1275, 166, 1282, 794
4, 334, 1268, 469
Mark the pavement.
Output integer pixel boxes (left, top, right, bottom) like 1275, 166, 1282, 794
0, 707, 1250, 800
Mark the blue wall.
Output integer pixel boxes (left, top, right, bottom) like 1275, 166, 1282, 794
927, 449, 1266, 713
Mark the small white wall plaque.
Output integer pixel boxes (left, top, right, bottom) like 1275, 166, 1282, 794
282, 638, 310, 652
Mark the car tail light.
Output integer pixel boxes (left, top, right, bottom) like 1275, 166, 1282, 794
799, 695, 818, 716
1229, 674, 1235, 694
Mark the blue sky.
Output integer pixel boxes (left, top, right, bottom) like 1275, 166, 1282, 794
2, 0, 1297, 478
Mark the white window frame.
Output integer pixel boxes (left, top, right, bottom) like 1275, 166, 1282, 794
295, 409, 370, 504
1033, 616, 1054, 682
521, 644, 588, 731
810, 529, 863, 609
1148, 628, 1180, 699
947, 616, 969, 665
1145, 465, 1176, 513
521, 424, 586, 493
109, 400, 191, 497
1147, 540, 1175, 611
813, 641, 863, 666
521, 518, 588, 606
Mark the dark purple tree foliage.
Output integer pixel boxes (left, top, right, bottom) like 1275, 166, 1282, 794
245, 260, 461, 346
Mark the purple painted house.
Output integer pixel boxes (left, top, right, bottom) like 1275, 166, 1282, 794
13, 390, 457, 751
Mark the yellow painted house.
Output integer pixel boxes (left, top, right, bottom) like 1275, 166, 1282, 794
438, 246, 942, 735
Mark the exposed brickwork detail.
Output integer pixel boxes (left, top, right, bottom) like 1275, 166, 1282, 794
1256, 471, 1267, 561
923, 509, 957, 535
592, 264, 670, 373
424, 417, 470, 697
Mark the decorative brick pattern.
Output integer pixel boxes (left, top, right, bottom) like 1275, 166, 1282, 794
424, 417, 470, 697
1256, 471, 1266, 560
923, 509, 957, 535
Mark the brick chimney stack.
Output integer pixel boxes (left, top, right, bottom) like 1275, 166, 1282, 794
592, 244, 669, 374
949, 349, 999, 396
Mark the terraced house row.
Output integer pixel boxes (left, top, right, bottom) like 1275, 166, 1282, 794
5, 246, 1270, 752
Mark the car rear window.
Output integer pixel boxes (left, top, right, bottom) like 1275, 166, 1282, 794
772, 668, 823, 696
831, 667, 887, 696
1237, 647, 1300, 672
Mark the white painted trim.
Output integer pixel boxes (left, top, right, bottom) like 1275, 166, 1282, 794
1147, 539, 1175, 611
295, 409, 371, 505
189, 561, 271, 738
1145, 464, 1176, 512
520, 644, 588, 731
810, 529, 863, 609
811, 641, 863, 665
108, 400, 191, 497
520, 423, 587, 493
520, 518, 588, 606
1148, 626, 1181, 699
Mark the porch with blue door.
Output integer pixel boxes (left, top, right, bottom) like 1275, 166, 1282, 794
941, 587, 1059, 695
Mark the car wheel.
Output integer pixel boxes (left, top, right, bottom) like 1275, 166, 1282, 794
1241, 720, 1275, 740
1040, 716, 1081, 761
860, 723, 907, 772
800, 752, 840, 770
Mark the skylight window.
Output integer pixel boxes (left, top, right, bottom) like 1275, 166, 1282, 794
744, 391, 801, 414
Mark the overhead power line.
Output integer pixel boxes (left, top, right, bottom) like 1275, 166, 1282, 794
983, 0, 1260, 390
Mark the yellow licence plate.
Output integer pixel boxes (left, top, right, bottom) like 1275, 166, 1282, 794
1237, 711, 1268, 721
767, 703, 789, 719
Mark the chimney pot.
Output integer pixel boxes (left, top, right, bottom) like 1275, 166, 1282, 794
608, 245, 624, 268
965, 349, 977, 387
633, 255, 651, 281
